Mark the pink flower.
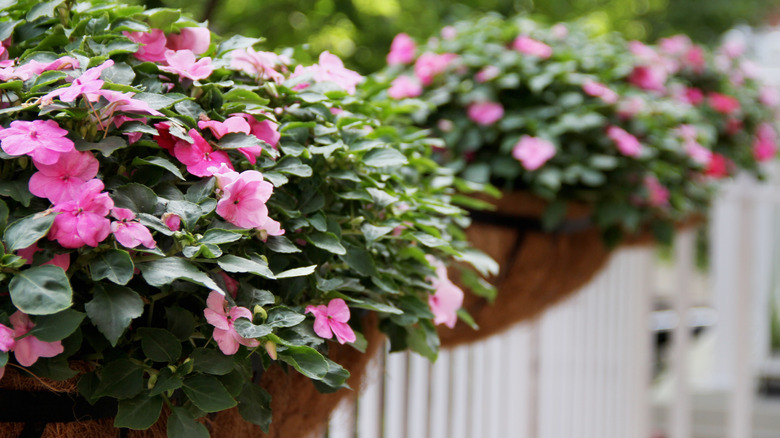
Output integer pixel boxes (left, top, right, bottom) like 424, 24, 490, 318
606, 126, 643, 157
41, 60, 114, 105
706, 153, 730, 178
644, 176, 669, 207
512, 136, 556, 171
173, 129, 234, 177
166, 27, 211, 55
617, 96, 646, 118
159, 50, 214, 81
10, 311, 64, 367
467, 101, 504, 125
229, 113, 281, 163
310, 51, 364, 94
677, 125, 712, 166
153, 121, 177, 152
49, 179, 113, 248
305, 298, 356, 344
628, 66, 667, 92
551, 23, 569, 39
426, 257, 464, 329
162, 212, 181, 231
91, 89, 162, 116
684, 87, 704, 105
708, 92, 740, 114
110, 208, 156, 249
582, 80, 618, 104
17, 243, 70, 271
230, 47, 285, 83
414, 52, 457, 86
659, 35, 691, 55
753, 123, 778, 162
28, 149, 99, 204
198, 116, 251, 139
512, 36, 552, 59
387, 33, 417, 65
0, 119, 74, 165
217, 271, 239, 299
124, 29, 168, 62
204, 291, 259, 355
215, 169, 280, 231
683, 46, 706, 72
0, 324, 14, 352
721, 38, 746, 59
760, 86, 780, 107
475, 66, 500, 83
441, 26, 457, 40
13, 56, 79, 80
388, 75, 422, 99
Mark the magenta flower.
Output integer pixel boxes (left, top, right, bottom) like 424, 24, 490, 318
606, 126, 643, 157
475, 66, 500, 83
388, 75, 422, 99
215, 169, 277, 230
124, 29, 168, 62
628, 65, 667, 92
512, 136, 556, 171
708, 92, 740, 115
10, 311, 64, 367
387, 33, 416, 65
0, 119, 74, 165
162, 212, 181, 231
753, 123, 778, 162
0, 323, 15, 352
111, 208, 156, 249
513, 36, 552, 59
414, 52, 457, 86
229, 47, 286, 83
159, 50, 214, 81
305, 298, 356, 344
683, 46, 706, 72
582, 80, 618, 104
217, 271, 240, 299
644, 176, 670, 207
173, 129, 234, 177
17, 243, 70, 271
204, 291, 260, 355
241, 113, 281, 157
49, 179, 113, 248
683, 87, 704, 105
29, 149, 99, 204
167, 27, 211, 55
426, 257, 464, 329
41, 60, 114, 105
467, 101, 504, 126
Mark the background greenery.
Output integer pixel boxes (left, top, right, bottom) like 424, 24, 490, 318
137, 0, 780, 73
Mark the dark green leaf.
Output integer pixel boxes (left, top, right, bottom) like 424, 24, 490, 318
166, 307, 196, 341
75, 137, 128, 157
185, 177, 215, 203
3, 212, 56, 252
149, 367, 183, 396
265, 236, 300, 253
237, 384, 272, 432
232, 318, 272, 339
217, 255, 275, 279
27, 0, 65, 21
138, 328, 182, 363
167, 407, 209, 438
278, 345, 328, 380
96, 359, 144, 399
340, 243, 377, 277
112, 183, 158, 214
9, 265, 72, 315
217, 35, 262, 56
191, 347, 234, 376
275, 157, 312, 177
182, 374, 237, 413
85, 284, 144, 346
306, 232, 346, 255
133, 92, 187, 110
133, 156, 184, 180
114, 394, 163, 430
89, 249, 134, 285
139, 258, 224, 294
29, 309, 84, 342
274, 265, 317, 279
266, 307, 305, 328
363, 148, 407, 167
198, 229, 243, 245
218, 132, 262, 149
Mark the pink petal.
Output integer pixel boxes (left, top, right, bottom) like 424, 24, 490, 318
329, 320, 356, 344
213, 327, 240, 355
204, 308, 230, 331
326, 298, 351, 323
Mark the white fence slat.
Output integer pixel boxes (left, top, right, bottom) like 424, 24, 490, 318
449, 346, 470, 438
383, 350, 407, 438
428, 347, 451, 438
406, 353, 430, 437
355, 350, 384, 438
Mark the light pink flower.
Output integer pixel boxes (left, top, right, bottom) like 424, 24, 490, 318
305, 298, 356, 344
162, 212, 181, 231
753, 123, 778, 162
617, 96, 646, 118
388, 75, 423, 99
551, 23, 569, 39
91, 89, 162, 116
606, 126, 643, 157
49, 179, 113, 248
441, 26, 457, 41
512, 136, 556, 171
467, 101, 504, 125
308, 51, 364, 94
659, 35, 691, 55
41, 60, 114, 105
173, 129, 234, 177
414, 52, 457, 86
204, 291, 260, 355
512, 36, 552, 59
110, 208, 156, 249
0, 323, 15, 352
683, 46, 706, 72
708, 92, 740, 114
10, 311, 64, 367
721, 38, 746, 59
230, 113, 281, 163
677, 124, 711, 166
124, 29, 168, 62
387, 33, 417, 65
215, 169, 277, 230
426, 257, 464, 329
475, 66, 500, 83
166, 27, 211, 55
760, 86, 780, 107
230, 47, 285, 83
644, 176, 669, 207
159, 50, 214, 81
583, 80, 618, 104
13, 56, 79, 80
0, 119, 74, 165
628, 65, 667, 92
29, 149, 99, 204
17, 243, 70, 271
198, 116, 251, 139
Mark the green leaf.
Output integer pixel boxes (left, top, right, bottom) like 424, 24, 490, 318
198, 229, 243, 245
133, 156, 184, 180
102, 62, 136, 85
222, 88, 269, 105
275, 157, 313, 177
266, 306, 305, 328
133, 92, 187, 110
217, 255, 275, 279
29, 309, 84, 342
0, 199, 9, 232
85, 284, 144, 346
114, 394, 163, 430
167, 407, 209, 438
75, 137, 128, 157
27, 356, 77, 380
166, 306, 196, 341
149, 367, 183, 396
3, 212, 56, 252
278, 345, 329, 380
218, 132, 262, 149
139, 258, 224, 294
542, 200, 568, 231
96, 359, 144, 399
138, 328, 182, 363
274, 265, 317, 279
191, 347, 234, 376
312, 358, 351, 392
9, 265, 72, 315
363, 148, 407, 168
456, 249, 499, 277
165, 200, 203, 230
217, 34, 262, 56
361, 223, 394, 242
340, 243, 377, 277
182, 374, 237, 413
185, 177, 215, 203
27, 0, 65, 21
306, 232, 346, 255
232, 318, 272, 339
112, 183, 158, 214
89, 249, 134, 285
237, 384, 272, 432
265, 236, 300, 253
146, 8, 180, 29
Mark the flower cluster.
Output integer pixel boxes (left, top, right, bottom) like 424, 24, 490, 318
0, 1, 491, 436
373, 14, 779, 243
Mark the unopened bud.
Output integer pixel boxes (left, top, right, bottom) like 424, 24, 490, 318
265, 341, 277, 360
253, 305, 267, 320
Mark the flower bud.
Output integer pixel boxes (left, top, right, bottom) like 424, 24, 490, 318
264, 341, 277, 360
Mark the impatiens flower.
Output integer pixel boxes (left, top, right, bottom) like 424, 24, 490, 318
628, 66, 667, 92
215, 169, 281, 232
173, 129, 234, 177
760, 86, 780, 107
705, 153, 730, 178
644, 176, 670, 207
305, 298, 356, 344
617, 96, 646, 118
753, 123, 778, 162
308, 51, 364, 94
91, 89, 163, 116
124, 29, 168, 62
162, 212, 181, 231
41, 60, 114, 105
512, 136, 556, 171
684, 87, 704, 105
204, 291, 260, 355
721, 38, 746, 59
13, 56, 80, 80
153, 121, 176, 152
512, 36, 552, 59
583, 80, 618, 104
414, 52, 457, 86
551, 23, 569, 39
217, 271, 240, 299
0, 119, 74, 165
387, 33, 417, 65
230, 47, 286, 83
49, 179, 113, 248
659, 35, 691, 55
198, 116, 251, 139
467, 101, 504, 125
683, 46, 706, 72
159, 50, 214, 81
708, 92, 740, 114
232, 113, 281, 163
17, 243, 70, 271
606, 126, 643, 157
426, 256, 464, 329
441, 26, 457, 40
10, 311, 64, 367
29, 149, 99, 203
0, 323, 15, 352
166, 27, 211, 55
475, 65, 500, 83
388, 75, 423, 99
111, 208, 156, 249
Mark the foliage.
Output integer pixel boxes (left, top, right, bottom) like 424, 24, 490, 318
0, 0, 490, 435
